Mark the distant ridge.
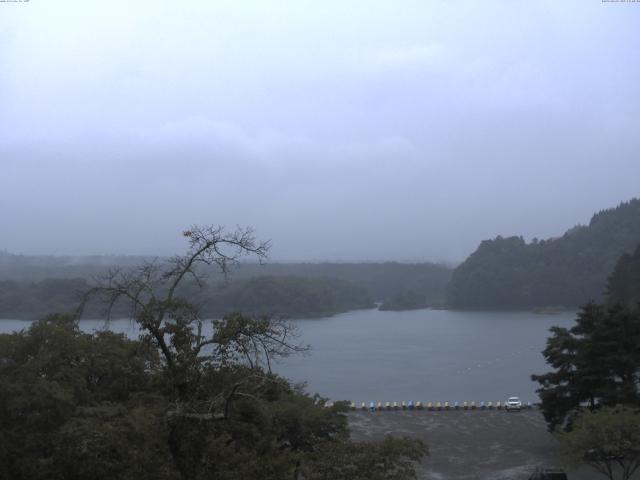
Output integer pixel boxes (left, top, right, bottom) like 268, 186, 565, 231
0, 256, 452, 319
447, 198, 640, 308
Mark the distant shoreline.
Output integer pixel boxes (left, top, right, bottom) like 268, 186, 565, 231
0, 305, 578, 322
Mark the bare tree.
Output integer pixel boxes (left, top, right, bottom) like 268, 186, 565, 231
79, 224, 305, 397
78, 225, 313, 478
80, 226, 263, 360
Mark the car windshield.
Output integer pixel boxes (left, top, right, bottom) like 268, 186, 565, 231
508, 398, 519, 402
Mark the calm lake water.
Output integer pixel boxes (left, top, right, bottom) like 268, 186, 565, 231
1, 308, 576, 404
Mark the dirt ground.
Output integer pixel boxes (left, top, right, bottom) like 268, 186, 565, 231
348, 409, 613, 480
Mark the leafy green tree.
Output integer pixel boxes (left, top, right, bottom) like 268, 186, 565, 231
0, 314, 169, 480
532, 303, 640, 431
1, 226, 427, 480
556, 406, 640, 480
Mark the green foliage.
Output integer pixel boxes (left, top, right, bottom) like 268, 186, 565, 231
448, 199, 640, 308
0, 314, 168, 480
1, 227, 427, 479
0, 278, 89, 319
0, 275, 374, 320
225, 262, 452, 306
556, 406, 640, 480
0, 314, 426, 480
0, 260, 453, 319
532, 304, 640, 431
379, 290, 429, 311
607, 244, 640, 307
202, 275, 375, 318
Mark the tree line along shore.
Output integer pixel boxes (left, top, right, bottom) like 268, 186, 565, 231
1, 197, 639, 320
1, 208, 640, 479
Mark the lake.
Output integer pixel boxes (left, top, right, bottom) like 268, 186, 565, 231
0, 308, 576, 404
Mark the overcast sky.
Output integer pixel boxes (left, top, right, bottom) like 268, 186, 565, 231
1, 0, 639, 262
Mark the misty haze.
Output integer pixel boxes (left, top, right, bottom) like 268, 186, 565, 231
1, 2, 640, 480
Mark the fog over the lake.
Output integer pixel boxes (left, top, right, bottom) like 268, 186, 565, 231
1, 1, 639, 262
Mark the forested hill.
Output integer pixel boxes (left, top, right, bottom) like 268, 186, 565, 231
0, 254, 452, 315
0, 259, 452, 319
201, 276, 375, 318
447, 198, 640, 308
0, 251, 153, 282
607, 243, 640, 306
0, 275, 375, 320
229, 262, 452, 305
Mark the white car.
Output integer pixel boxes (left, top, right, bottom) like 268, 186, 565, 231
505, 396, 522, 411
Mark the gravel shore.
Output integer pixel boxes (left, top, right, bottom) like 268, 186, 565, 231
348, 410, 609, 480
